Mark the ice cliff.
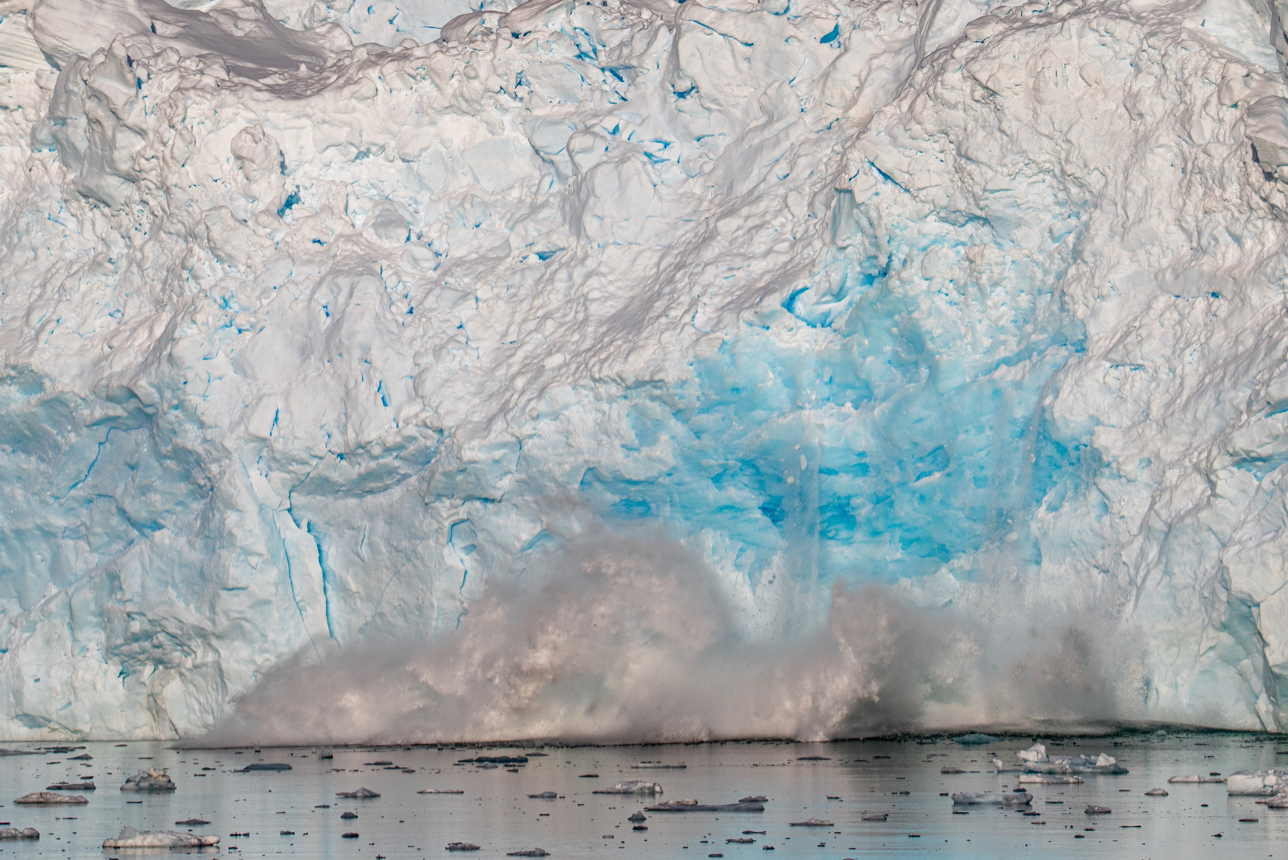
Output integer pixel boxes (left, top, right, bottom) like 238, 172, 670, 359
1, 0, 1288, 740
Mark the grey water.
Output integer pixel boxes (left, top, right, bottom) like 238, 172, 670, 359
0, 733, 1285, 859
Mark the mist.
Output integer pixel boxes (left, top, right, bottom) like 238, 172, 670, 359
199, 533, 1141, 747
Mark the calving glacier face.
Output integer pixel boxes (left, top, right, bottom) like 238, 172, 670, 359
0, 0, 1286, 740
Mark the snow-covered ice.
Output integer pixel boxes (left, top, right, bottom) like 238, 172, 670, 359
1, 0, 1288, 740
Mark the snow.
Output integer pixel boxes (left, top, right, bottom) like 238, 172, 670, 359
0, 0, 1287, 740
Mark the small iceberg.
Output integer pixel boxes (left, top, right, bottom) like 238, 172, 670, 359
1016, 744, 1127, 775
1018, 774, 1084, 784
121, 769, 177, 792
102, 827, 218, 848
953, 734, 999, 746
14, 792, 87, 805
951, 791, 1032, 807
1145, 788, 1169, 797
528, 792, 558, 799
1085, 805, 1111, 815
46, 782, 95, 790
789, 818, 833, 827
446, 842, 481, 851
237, 763, 292, 772
0, 827, 38, 839
1167, 775, 1226, 784
1227, 771, 1288, 796
592, 780, 662, 795
632, 763, 686, 769
646, 800, 764, 813
506, 849, 549, 856
420, 789, 465, 794
337, 788, 381, 798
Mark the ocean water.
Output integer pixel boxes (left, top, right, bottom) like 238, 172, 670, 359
0, 733, 1285, 859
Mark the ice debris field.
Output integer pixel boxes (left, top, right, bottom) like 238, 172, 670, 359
0, 734, 1286, 859
2, 0, 1288, 741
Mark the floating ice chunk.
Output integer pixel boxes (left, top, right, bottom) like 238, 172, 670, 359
528, 791, 558, 799
1084, 805, 1111, 815
627, 812, 646, 822
121, 769, 177, 792
789, 818, 833, 827
951, 791, 1032, 806
237, 763, 292, 772
46, 781, 95, 790
14, 792, 87, 804
953, 734, 999, 746
420, 789, 465, 795
506, 849, 549, 856
632, 764, 686, 770
1018, 774, 1083, 784
102, 827, 219, 848
646, 800, 764, 812
862, 814, 887, 821
1018, 744, 1048, 763
1167, 775, 1226, 783
1145, 788, 1169, 796
337, 787, 381, 798
593, 781, 663, 795
175, 819, 211, 825
1017, 745, 1126, 775
446, 842, 481, 851
1227, 771, 1288, 796
0, 828, 39, 839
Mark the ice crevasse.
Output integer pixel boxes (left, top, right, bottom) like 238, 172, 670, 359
1, 0, 1288, 740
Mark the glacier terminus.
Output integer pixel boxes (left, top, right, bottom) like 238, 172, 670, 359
1, 0, 1288, 741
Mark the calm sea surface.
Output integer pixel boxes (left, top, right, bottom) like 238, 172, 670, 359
0, 733, 1284, 859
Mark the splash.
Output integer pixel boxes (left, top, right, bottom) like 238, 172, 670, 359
201, 534, 1139, 746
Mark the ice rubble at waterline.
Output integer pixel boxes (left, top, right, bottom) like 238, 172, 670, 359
0, 0, 1287, 739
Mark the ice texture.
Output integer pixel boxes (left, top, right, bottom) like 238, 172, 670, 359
102, 827, 219, 848
1, 0, 1288, 741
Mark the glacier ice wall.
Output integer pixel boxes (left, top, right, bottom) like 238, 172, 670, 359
1, 0, 1288, 739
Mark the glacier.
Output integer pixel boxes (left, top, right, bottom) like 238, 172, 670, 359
1, 0, 1288, 741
